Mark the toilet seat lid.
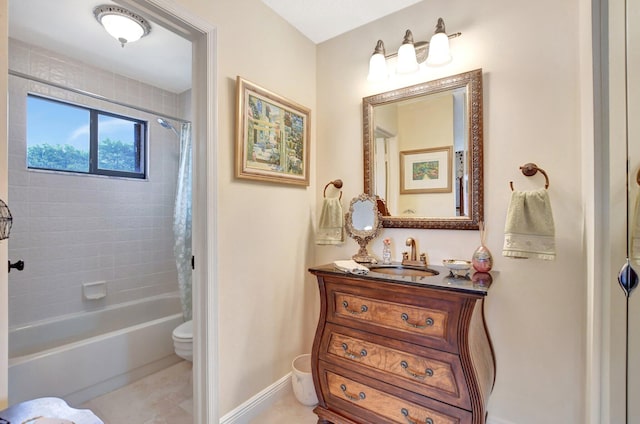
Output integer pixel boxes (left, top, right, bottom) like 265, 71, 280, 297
173, 320, 193, 339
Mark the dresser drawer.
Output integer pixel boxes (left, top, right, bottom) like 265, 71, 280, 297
321, 366, 472, 424
320, 324, 471, 410
325, 279, 461, 352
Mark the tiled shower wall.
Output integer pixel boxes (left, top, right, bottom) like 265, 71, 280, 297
7, 39, 189, 328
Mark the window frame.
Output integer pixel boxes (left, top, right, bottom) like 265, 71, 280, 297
27, 94, 148, 179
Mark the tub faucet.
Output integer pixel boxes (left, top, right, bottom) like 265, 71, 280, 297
402, 237, 427, 267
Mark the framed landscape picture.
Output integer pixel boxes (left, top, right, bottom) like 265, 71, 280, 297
400, 146, 452, 194
235, 76, 310, 186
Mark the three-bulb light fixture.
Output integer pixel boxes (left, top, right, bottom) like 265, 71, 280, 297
94, 5, 151, 48
367, 18, 461, 82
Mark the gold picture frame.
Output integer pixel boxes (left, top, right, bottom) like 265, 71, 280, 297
400, 146, 453, 194
235, 76, 310, 186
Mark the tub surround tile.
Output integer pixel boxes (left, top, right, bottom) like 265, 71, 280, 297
8, 38, 184, 328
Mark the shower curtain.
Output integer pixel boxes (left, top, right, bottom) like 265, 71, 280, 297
174, 122, 192, 320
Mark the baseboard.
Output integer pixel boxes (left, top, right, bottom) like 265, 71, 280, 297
218, 374, 515, 424
219, 372, 292, 424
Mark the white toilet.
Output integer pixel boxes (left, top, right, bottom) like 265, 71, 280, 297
172, 320, 193, 362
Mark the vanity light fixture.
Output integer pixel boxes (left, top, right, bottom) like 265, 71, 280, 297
93, 5, 151, 48
367, 18, 461, 82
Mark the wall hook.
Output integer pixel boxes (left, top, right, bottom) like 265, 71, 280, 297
509, 163, 549, 191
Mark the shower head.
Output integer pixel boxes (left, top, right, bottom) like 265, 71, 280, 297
157, 117, 179, 135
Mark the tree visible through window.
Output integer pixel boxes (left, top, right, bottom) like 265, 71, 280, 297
27, 95, 146, 178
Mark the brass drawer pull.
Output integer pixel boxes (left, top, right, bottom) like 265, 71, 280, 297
340, 384, 366, 401
401, 408, 434, 424
342, 300, 369, 315
400, 360, 434, 380
401, 313, 434, 329
341, 342, 367, 360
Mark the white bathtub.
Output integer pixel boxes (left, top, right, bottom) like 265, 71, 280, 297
8, 293, 184, 406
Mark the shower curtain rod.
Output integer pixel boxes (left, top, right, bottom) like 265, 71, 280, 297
9, 69, 191, 125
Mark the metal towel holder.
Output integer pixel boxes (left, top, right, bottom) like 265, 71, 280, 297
509, 163, 549, 191
323, 179, 343, 200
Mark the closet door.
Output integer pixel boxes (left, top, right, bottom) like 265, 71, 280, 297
619, 0, 640, 421
628, 0, 640, 419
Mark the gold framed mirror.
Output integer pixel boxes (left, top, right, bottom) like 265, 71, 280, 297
363, 69, 483, 229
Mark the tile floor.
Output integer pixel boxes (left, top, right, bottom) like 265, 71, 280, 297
80, 360, 318, 423
249, 390, 317, 424
81, 361, 193, 424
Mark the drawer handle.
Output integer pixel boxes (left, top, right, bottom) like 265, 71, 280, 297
400, 360, 434, 380
341, 343, 367, 360
401, 408, 434, 424
342, 300, 369, 315
340, 384, 366, 401
401, 313, 434, 329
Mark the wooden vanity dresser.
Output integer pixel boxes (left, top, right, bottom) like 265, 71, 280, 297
309, 264, 495, 424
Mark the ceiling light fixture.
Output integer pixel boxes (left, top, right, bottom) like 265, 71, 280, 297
367, 18, 461, 82
93, 5, 151, 48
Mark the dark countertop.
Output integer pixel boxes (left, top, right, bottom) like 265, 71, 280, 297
309, 262, 494, 296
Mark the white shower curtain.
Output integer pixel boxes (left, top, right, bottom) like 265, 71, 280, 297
174, 122, 192, 320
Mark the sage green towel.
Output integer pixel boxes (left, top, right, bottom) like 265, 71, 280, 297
316, 197, 344, 245
503, 188, 555, 260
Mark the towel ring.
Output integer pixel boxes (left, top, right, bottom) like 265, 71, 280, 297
323, 179, 343, 200
509, 163, 549, 191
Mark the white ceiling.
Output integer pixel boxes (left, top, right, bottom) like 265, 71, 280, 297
9, 0, 193, 93
262, 0, 424, 44
8, 0, 421, 93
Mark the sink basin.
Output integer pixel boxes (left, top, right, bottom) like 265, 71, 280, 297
369, 264, 439, 277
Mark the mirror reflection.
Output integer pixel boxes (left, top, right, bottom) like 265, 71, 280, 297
363, 69, 484, 229
345, 194, 382, 263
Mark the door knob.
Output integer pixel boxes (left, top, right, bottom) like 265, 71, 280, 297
8, 260, 24, 273
619, 259, 639, 298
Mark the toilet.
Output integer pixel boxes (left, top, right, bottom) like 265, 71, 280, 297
172, 320, 193, 362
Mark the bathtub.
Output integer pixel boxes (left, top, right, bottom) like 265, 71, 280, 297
8, 293, 184, 406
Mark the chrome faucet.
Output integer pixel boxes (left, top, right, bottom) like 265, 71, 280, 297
402, 237, 427, 266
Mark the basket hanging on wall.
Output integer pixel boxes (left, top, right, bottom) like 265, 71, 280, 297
0, 199, 13, 240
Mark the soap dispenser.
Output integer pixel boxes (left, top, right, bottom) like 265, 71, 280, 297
382, 238, 392, 264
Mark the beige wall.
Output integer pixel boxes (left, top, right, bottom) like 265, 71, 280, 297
316, 0, 586, 423
175, 0, 318, 415
397, 95, 455, 216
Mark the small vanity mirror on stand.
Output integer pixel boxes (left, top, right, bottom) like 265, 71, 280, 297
345, 193, 382, 263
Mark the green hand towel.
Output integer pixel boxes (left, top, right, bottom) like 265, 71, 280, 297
503, 188, 555, 260
316, 197, 344, 245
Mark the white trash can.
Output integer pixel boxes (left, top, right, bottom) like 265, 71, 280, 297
291, 354, 318, 406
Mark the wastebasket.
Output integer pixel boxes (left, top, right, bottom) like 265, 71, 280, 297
291, 354, 318, 406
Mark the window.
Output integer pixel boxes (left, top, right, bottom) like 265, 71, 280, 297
27, 95, 147, 178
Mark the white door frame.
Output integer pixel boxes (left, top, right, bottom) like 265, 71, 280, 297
588, 0, 629, 422
1, 0, 219, 416
0, 0, 9, 410
112, 1, 219, 422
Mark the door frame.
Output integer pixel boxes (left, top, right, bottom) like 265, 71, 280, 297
1, 0, 219, 420
116, 1, 220, 422
588, 0, 628, 422
0, 0, 9, 410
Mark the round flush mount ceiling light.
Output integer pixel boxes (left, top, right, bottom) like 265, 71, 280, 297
93, 5, 151, 47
